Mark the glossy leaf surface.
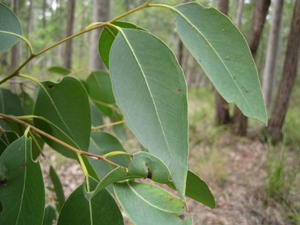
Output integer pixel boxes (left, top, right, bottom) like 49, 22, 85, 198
110, 28, 188, 196
57, 184, 123, 225
0, 136, 45, 225
175, 3, 267, 123
0, 3, 22, 51
114, 182, 192, 225
34, 77, 91, 158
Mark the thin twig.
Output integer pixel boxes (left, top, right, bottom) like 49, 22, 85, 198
92, 120, 125, 130
0, 113, 123, 168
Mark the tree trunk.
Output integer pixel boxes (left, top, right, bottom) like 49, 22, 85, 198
9, 0, 20, 93
234, 0, 271, 136
215, 0, 231, 125
42, 0, 47, 28
268, 0, 300, 143
89, 0, 111, 71
64, 0, 76, 69
235, 0, 244, 28
262, 0, 284, 109
27, 0, 34, 35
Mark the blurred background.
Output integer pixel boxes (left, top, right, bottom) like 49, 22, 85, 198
0, 0, 300, 224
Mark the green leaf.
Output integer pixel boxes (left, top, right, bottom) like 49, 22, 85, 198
18, 91, 34, 115
168, 171, 215, 208
0, 136, 45, 225
48, 66, 71, 75
128, 152, 171, 184
0, 88, 23, 116
185, 171, 215, 208
33, 77, 91, 158
0, 131, 18, 156
0, 88, 24, 132
88, 131, 129, 178
112, 123, 127, 140
174, 3, 267, 123
99, 21, 143, 68
86, 71, 115, 116
114, 182, 192, 225
57, 183, 124, 225
49, 166, 65, 211
42, 205, 57, 225
90, 151, 172, 198
30, 132, 44, 159
0, 3, 22, 52
90, 102, 103, 126
109, 28, 188, 196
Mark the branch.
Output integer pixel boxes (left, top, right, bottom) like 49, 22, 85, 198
0, 113, 124, 168
92, 120, 125, 130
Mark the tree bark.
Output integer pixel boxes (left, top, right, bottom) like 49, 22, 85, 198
64, 0, 76, 69
215, 0, 231, 125
235, 0, 244, 28
234, 0, 271, 136
89, 0, 111, 71
268, 0, 300, 143
262, 0, 284, 109
27, 0, 34, 35
9, 0, 20, 93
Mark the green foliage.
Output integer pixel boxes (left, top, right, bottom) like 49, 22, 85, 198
0, 136, 45, 225
33, 77, 91, 158
57, 182, 123, 225
0, 2, 268, 225
110, 28, 189, 196
0, 3, 22, 52
49, 166, 65, 211
175, 3, 267, 123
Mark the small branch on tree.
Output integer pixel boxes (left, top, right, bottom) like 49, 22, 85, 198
0, 113, 124, 168
92, 120, 125, 130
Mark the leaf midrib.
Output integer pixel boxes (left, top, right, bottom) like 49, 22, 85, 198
175, 6, 253, 114
118, 29, 171, 155
15, 138, 27, 225
127, 182, 181, 214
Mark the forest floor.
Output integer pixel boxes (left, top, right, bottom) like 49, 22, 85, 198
42, 87, 300, 225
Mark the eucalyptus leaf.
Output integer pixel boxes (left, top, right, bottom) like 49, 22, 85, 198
168, 170, 215, 208
90, 151, 172, 198
49, 166, 65, 211
110, 28, 188, 196
42, 205, 57, 225
48, 66, 71, 75
174, 2, 267, 123
90, 102, 103, 126
99, 21, 143, 68
33, 77, 91, 158
86, 71, 115, 116
88, 131, 129, 178
114, 182, 192, 225
0, 131, 18, 156
0, 3, 22, 52
0, 136, 45, 225
0, 88, 24, 131
57, 183, 123, 225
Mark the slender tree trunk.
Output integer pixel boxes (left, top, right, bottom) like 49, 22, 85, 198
64, 0, 76, 69
234, 0, 271, 136
27, 0, 34, 35
215, 0, 231, 125
42, 0, 47, 28
9, 0, 20, 93
89, 0, 111, 71
235, 0, 244, 28
268, 0, 300, 143
262, 0, 284, 109
124, 0, 130, 11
